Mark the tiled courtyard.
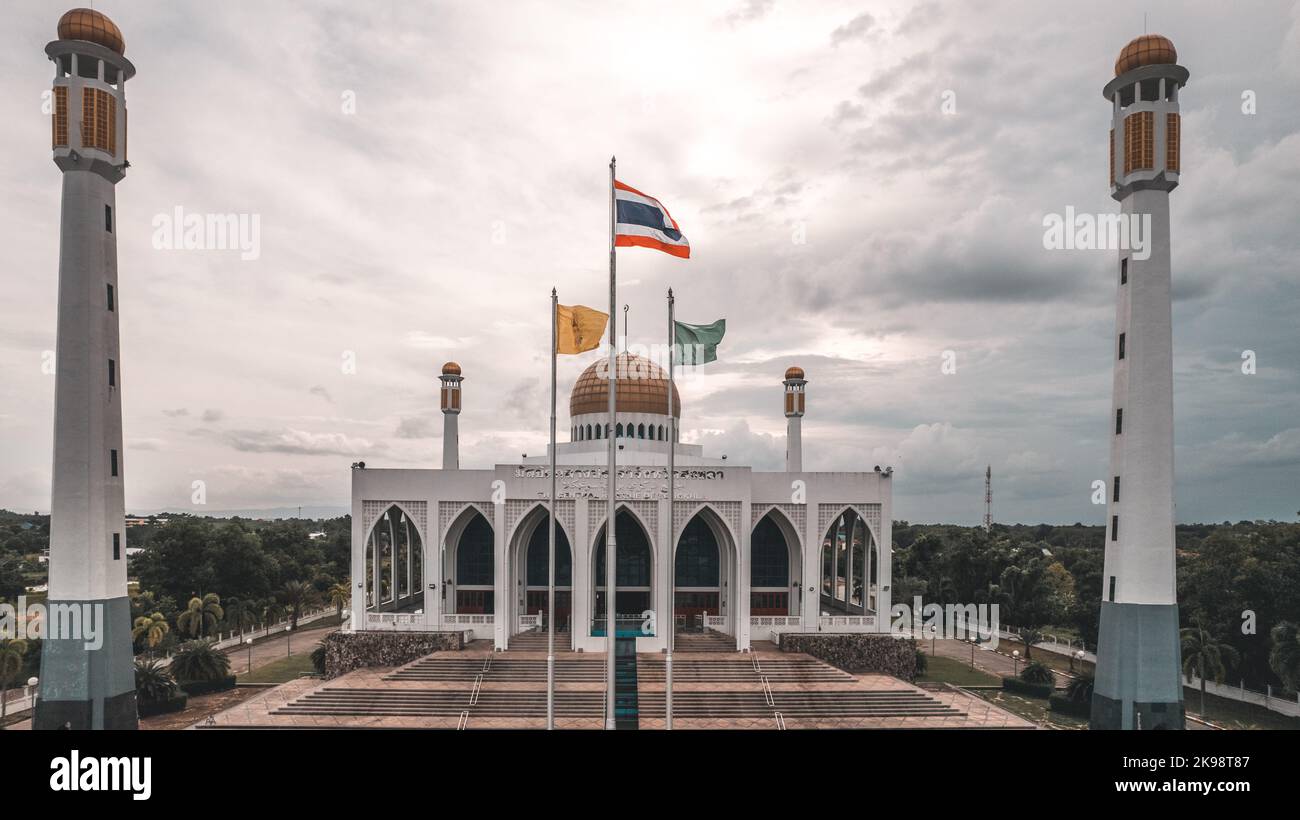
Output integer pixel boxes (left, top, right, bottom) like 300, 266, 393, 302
198, 638, 1033, 730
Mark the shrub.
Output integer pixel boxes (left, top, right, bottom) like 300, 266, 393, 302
311, 643, 327, 675
170, 640, 232, 683
1049, 692, 1091, 718
1020, 660, 1054, 684
138, 693, 188, 718
134, 657, 179, 704
1065, 674, 1094, 703
1002, 676, 1053, 698
178, 675, 237, 696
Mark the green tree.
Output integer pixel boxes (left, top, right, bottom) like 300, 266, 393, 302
279, 580, 313, 629
0, 639, 29, 722
1268, 621, 1300, 693
132, 612, 170, 652
223, 598, 259, 637
328, 583, 350, 619
134, 657, 178, 703
176, 593, 224, 640
170, 640, 231, 683
1181, 623, 1240, 717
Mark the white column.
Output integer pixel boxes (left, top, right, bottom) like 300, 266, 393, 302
494, 500, 507, 649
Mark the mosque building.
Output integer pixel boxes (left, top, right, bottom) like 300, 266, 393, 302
350, 355, 894, 652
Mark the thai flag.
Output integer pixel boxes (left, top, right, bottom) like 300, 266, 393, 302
614, 180, 690, 258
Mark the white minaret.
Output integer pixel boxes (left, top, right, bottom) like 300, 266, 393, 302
1092, 34, 1188, 730
439, 362, 462, 470
36, 8, 137, 730
783, 366, 806, 472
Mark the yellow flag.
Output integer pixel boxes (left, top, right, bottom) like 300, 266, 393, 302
556, 304, 608, 355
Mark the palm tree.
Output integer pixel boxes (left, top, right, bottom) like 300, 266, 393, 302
1269, 621, 1300, 693
1181, 623, 1240, 717
328, 583, 350, 619
279, 581, 312, 629
176, 593, 224, 640
261, 601, 285, 636
170, 640, 232, 683
133, 658, 178, 704
1065, 675, 1094, 704
0, 639, 29, 723
224, 599, 258, 638
1016, 627, 1044, 661
132, 612, 170, 652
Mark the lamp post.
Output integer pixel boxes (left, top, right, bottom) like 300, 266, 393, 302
28, 676, 39, 714
1072, 649, 1086, 673
929, 623, 938, 655
968, 636, 976, 668
285, 624, 294, 658
1012, 649, 1020, 677
245, 637, 255, 675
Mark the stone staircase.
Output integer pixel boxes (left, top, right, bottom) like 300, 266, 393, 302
637, 690, 963, 720
273, 688, 603, 718
671, 630, 735, 653
386, 655, 604, 683
638, 656, 852, 683
508, 629, 572, 651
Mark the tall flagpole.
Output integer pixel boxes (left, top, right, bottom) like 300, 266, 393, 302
547, 287, 557, 730
666, 287, 675, 730
605, 155, 618, 730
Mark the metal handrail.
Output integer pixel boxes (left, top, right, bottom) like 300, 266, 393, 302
482, 655, 493, 673
761, 675, 774, 707
751, 654, 762, 674
774, 711, 786, 730
470, 674, 483, 705
457, 710, 469, 730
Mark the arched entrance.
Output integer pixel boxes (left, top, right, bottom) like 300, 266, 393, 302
673, 507, 737, 635
590, 509, 654, 636
751, 512, 798, 616
451, 511, 494, 614
523, 514, 572, 631
364, 505, 424, 613
819, 509, 876, 615
675, 515, 720, 624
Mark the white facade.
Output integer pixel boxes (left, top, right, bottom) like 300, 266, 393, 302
351, 361, 892, 653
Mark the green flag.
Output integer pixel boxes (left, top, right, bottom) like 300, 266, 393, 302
674, 319, 726, 365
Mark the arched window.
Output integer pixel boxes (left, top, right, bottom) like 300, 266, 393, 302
675, 516, 719, 587
586, 424, 593, 440
616, 422, 624, 437
751, 516, 789, 587
526, 517, 572, 586
456, 514, 494, 585
637, 423, 646, 439
658, 425, 665, 440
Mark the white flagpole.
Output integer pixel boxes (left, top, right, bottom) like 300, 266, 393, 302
605, 156, 619, 730
547, 287, 557, 730
666, 287, 675, 730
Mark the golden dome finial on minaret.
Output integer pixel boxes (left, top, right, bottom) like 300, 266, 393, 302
58, 8, 126, 55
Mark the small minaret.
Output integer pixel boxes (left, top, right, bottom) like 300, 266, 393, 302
439, 362, 462, 470
37, 8, 138, 730
783, 366, 806, 472
1092, 33, 1188, 730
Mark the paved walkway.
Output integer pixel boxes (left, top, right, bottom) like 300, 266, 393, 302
224, 622, 339, 676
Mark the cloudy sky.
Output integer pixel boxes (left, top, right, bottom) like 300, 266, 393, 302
2, 0, 1298, 524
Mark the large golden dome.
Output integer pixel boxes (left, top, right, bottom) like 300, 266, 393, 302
1114, 34, 1176, 76
58, 8, 126, 55
570, 353, 681, 418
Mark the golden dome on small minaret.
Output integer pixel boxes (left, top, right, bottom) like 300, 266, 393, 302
57, 8, 126, 55
441, 362, 462, 376
784, 366, 805, 381
1114, 34, 1176, 76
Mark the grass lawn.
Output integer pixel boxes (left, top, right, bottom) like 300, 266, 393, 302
238, 652, 319, 684
997, 639, 1096, 678
918, 654, 1001, 687
1184, 686, 1300, 730
971, 688, 1089, 730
